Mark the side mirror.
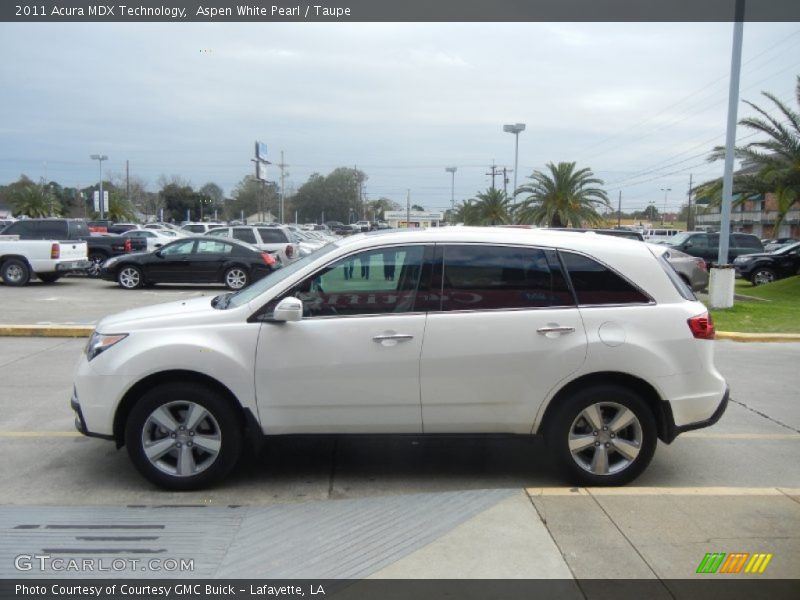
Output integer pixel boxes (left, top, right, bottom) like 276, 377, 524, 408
272, 296, 303, 322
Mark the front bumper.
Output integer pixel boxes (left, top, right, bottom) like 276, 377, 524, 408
71, 387, 114, 441
661, 386, 729, 444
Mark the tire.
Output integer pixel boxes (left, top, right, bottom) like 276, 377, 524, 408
224, 266, 249, 290
87, 252, 108, 278
1, 258, 31, 286
37, 273, 62, 283
124, 382, 243, 490
117, 265, 144, 289
545, 384, 657, 486
750, 267, 776, 286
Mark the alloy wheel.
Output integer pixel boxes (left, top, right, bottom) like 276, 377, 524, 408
567, 401, 643, 476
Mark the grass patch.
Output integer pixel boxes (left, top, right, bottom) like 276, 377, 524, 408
710, 276, 800, 333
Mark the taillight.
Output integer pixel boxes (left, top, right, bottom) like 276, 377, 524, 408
285, 244, 294, 259
124, 239, 131, 253
50, 243, 60, 259
688, 312, 715, 340
261, 252, 277, 267
695, 258, 707, 271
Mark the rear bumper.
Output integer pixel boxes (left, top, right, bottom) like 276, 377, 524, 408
661, 385, 729, 444
56, 259, 91, 273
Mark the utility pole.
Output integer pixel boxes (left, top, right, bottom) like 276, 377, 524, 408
277, 151, 289, 223
126, 160, 130, 207
406, 189, 411, 229
502, 167, 513, 200
687, 174, 694, 231
486, 162, 503, 190
617, 191, 622, 228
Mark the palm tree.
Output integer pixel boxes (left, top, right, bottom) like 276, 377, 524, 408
515, 162, 610, 227
697, 76, 800, 235
471, 188, 512, 225
454, 198, 480, 225
10, 184, 55, 218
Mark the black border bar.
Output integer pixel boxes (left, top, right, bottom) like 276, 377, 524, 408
2, 0, 800, 23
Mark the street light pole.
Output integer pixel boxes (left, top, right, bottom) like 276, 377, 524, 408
660, 188, 671, 225
90, 154, 108, 220
503, 124, 526, 222
445, 167, 457, 223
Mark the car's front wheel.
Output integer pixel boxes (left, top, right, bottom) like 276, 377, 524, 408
750, 267, 776, 286
125, 383, 243, 490
546, 385, 657, 486
117, 265, 144, 289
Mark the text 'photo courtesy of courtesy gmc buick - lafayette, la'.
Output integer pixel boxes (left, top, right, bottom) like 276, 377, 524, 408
71, 228, 729, 490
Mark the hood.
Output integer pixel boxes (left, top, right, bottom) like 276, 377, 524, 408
96, 296, 223, 332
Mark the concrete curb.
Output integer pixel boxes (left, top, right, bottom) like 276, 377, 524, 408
0, 324, 798, 342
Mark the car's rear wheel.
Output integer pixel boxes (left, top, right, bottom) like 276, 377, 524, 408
224, 266, 249, 290
545, 385, 657, 486
118, 265, 144, 289
125, 383, 243, 490
1, 258, 31, 286
750, 267, 776, 286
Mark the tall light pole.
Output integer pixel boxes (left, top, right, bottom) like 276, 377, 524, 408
503, 123, 525, 221
445, 167, 457, 223
660, 188, 672, 225
90, 154, 108, 219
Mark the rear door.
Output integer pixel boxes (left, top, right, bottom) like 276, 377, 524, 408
189, 239, 235, 281
147, 239, 196, 282
419, 244, 587, 434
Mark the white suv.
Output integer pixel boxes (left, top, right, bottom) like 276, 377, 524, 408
72, 228, 728, 489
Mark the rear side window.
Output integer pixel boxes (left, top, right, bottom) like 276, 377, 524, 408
560, 251, 650, 305
439, 245, 573, 311
733, 234, 762, 249
258, 228, 289, 243
232, 228, 257, 244
4, 221, 34, 237
69, 221, 90, 238
34, 221, 66, 239
184, 225, 205, 233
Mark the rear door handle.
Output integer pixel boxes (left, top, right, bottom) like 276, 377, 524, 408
372, 334, 414, 342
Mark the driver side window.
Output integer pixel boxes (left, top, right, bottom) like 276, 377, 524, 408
160, 240, 195, 256
269, 245, 425, 318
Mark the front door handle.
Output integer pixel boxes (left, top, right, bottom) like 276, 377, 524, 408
537, 325, 576, 336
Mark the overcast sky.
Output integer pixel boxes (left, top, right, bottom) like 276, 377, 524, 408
1, 21, 798, 215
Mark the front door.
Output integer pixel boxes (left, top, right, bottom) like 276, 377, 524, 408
253, 244, 429, 433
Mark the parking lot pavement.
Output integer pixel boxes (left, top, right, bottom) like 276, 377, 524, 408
0, 338, 798, 578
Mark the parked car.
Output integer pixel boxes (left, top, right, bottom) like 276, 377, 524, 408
763, 238, 798, 253
0, 218, 147, 276
354, 220, 372, 232
73, 227, 728, 490
124, 229, 177, 251
206, 225, 300, 265
181, 222, 226, 234
733, 241, 800, 285
650, 245, 709, 291
100, 236, 279, 290
663, 232, 763, 264
0, 237, 90, 285
106, 223, 141, 234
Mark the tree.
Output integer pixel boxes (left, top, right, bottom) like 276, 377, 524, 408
468, 188, 512, 225
454, 198, 481, 225
411, 204, 425, 212
227, 175, 278, 222
365, 197, 400, 221
9, 183, 56, 217
160, 182, 201, 222
105, 190, 137, 222
292, 167, 367, 223
697, 76, 800, 234
515, 162, 610, 227
199, 182, 225, 220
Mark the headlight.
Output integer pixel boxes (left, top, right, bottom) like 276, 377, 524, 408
734, 256, 753, 264
85, 332, 128, 361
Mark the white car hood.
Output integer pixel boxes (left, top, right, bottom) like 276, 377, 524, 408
96, 296, 228, 332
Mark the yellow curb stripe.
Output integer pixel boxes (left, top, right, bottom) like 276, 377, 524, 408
527, 487, 788, 497
0, 431, 82, 437
716, 331, 800, 343
0, 325, 93, 338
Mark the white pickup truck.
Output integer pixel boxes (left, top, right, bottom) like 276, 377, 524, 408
0, 236, 90, 285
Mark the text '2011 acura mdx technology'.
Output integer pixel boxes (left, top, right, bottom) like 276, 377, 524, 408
72, 228, 729, 490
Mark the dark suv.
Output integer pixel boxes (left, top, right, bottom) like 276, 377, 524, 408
733, 241, 800, 285
663, 232, 763, 264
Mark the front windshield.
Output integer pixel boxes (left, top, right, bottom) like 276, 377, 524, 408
774, 241, 800, 254
226, 241, 340, 308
